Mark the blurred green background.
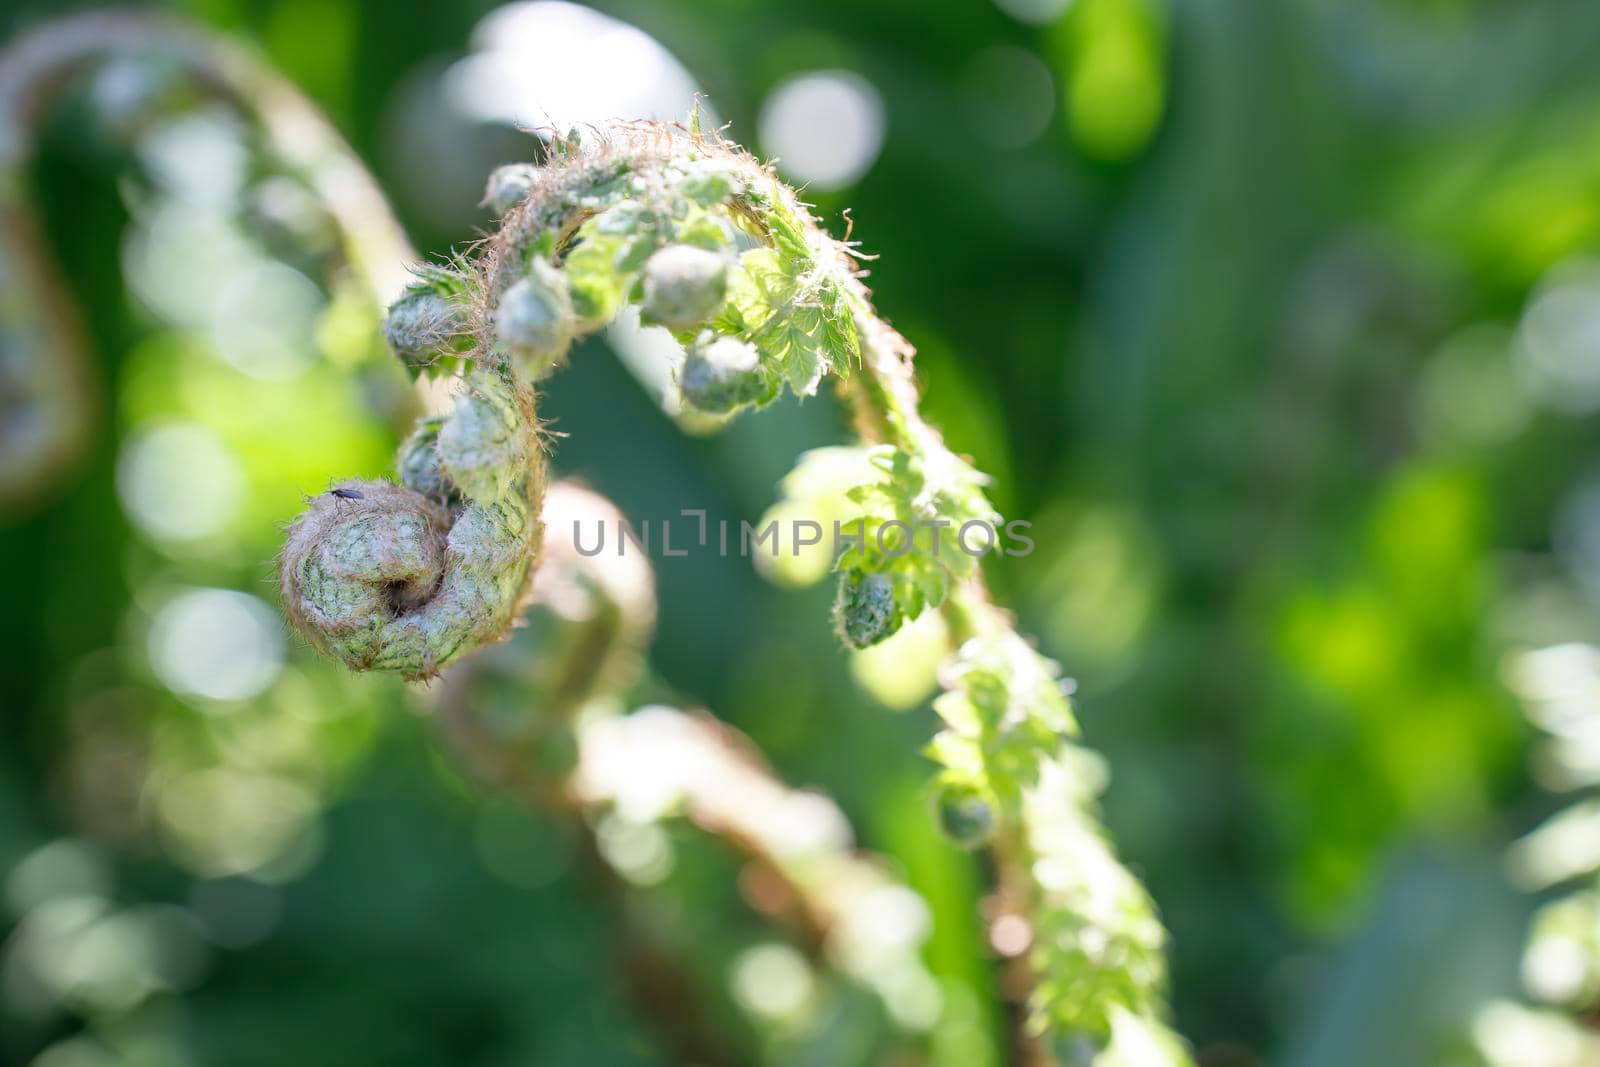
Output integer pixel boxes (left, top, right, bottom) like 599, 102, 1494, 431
7, 0, 1600, 1063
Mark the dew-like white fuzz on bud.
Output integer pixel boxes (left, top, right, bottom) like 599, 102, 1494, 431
484, 163, 539, 216
384, 282, 472, 372
641, 244, 728, 331
679, 335, 769, 414
397, 416, 457, 508
495, 259, 575, 380
437, 370, 533, 503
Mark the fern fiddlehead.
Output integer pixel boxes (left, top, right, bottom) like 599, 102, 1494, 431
282, 122, 1191, 1061
281, 122, 989, 669
2, 13, 1188, 1062
278, 362, 545, 677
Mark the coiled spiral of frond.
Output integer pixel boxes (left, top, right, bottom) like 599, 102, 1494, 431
279, 121, 1192, 1062
5, 11, 1191, 1057
280, 122, 919, 678
279, 365, 543, 679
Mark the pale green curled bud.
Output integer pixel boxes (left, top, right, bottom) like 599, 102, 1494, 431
641, 244, 727, 331
674, 159, 741, 206
279, 479, 453, 675
495, 258, 575, 380
396, 416, 458, 508
678, 335, 773, 414
935, 784, 995, 848
437, 368, 537, 504
280, 366, 545, 680
484, 163, 539, 216
384, 278, 473, 374
834, 571, 904, 649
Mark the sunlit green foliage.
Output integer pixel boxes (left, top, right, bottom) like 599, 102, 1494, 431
9, 0, 1600, 1065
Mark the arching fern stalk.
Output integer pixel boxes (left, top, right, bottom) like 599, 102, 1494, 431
0, 10, 414, 512
282, 121, 1191, 1062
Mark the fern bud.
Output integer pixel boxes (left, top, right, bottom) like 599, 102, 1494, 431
834, 571, 904, 649
679, 336, 771, 414
675, 159, 741, 206
935, 785, 995, 848
641, 244, 727, 331
396, 416, 458, 508
384, 280, 472, 374
437, 370, 535, 504
281, 362, 542, 680
484, 163, 539, 216
279, 479, 453, 673
495, 259, 575, 380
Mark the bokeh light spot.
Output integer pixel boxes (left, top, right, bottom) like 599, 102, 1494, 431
448, 1, 700, 130
1516, 259, 1600, 415
759, 71, 885, 192
147, 589, 285, 703
117, 423, 245, 544
157, 768, 318, 879
730, 942, 815, 1024
5, 840, 112, 919
209, 261, 324, 381
1064, 0, 1166, 161
137, 111, 249, 207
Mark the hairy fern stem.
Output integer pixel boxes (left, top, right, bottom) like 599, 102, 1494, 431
1, 13, 1192, 1055
278, 122, 1193, 1060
